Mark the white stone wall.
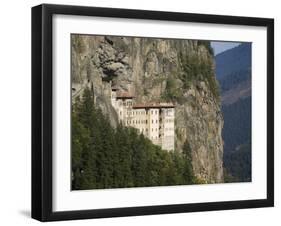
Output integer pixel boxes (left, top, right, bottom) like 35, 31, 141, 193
123, 99, 133, 126
161, 108, 175, 151
116, 99, 124, 123
128, 109, 148, 135
110, 91, 174, 151
148, 108, 160, 146
110, 90, 117, 109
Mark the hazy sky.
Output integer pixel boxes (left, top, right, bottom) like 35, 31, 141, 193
211, 41, 241, 55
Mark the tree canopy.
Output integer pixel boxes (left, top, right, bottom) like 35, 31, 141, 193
72, 88, 197, 190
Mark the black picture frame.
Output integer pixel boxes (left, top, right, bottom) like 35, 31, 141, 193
32, 3, 274, 222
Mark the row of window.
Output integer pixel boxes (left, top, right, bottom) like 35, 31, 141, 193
126, 119, 160, 125
122, 115, 173, 125
150, 110, 158, 115
125, 113, 173, 122
126, 110, 159, 116
140, 130, 162, 140
126, 111, 145, 116
124, 111, 174, 122
136, 128, 158, 133
118, 101, 133, 107
164, 128, 174, 131
128, 125, 173, 133
117, 108, 174, 117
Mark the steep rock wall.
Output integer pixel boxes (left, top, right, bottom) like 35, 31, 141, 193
71, 35, 224, 183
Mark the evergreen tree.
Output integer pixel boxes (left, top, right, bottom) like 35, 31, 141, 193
72, 88, 198, 190
71, 111, 90, 189
130, 131, 147, 187
182, 140, 195, 184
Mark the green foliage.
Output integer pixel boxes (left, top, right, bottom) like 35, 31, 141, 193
162, 77, 182, 102
221, 82, 251, 183
223, 168, 239, 183
223, 142, 252, 182
198, 40, 214, 55
206, 73, 220, 102
221, 88, 252, 183
222, 97, 251, 153
182, 141, 196, 183
179, 52, 204, 88
72, 88, 197, 190
178, 50, 220, 102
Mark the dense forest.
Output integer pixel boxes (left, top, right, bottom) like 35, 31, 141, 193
224, 142, 251, 182
72, 88, 198, 190
222, 97, 251, 153
219, 68, 251, 93
222, 97, 252, 181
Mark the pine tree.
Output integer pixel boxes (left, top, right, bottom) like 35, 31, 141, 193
72, 88, 199, 190
71, 110, 90, 189
132, 132, 151, 187
116, 125, 133, 187
182, 140, 195, 184
76, 88, 98, 189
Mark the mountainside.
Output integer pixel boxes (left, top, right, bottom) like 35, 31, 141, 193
222, 97, 251, 153
72, 35, 224, 183
215, 43, 252, 182
215, 43, 251, 80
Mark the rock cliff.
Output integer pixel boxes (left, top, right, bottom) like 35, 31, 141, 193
71, 35, 224, 183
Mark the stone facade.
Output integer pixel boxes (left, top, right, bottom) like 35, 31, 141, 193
110, 86, 175, 151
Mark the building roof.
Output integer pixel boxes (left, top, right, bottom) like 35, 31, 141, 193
133, 103, 175, 109
116, 91, 134, 99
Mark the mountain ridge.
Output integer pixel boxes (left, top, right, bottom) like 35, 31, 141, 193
216, 43, 251, 80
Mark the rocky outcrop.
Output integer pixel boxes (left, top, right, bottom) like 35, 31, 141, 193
71, 35, 224, 183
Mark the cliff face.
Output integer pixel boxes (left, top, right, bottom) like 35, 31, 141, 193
71, 35, 224, 183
